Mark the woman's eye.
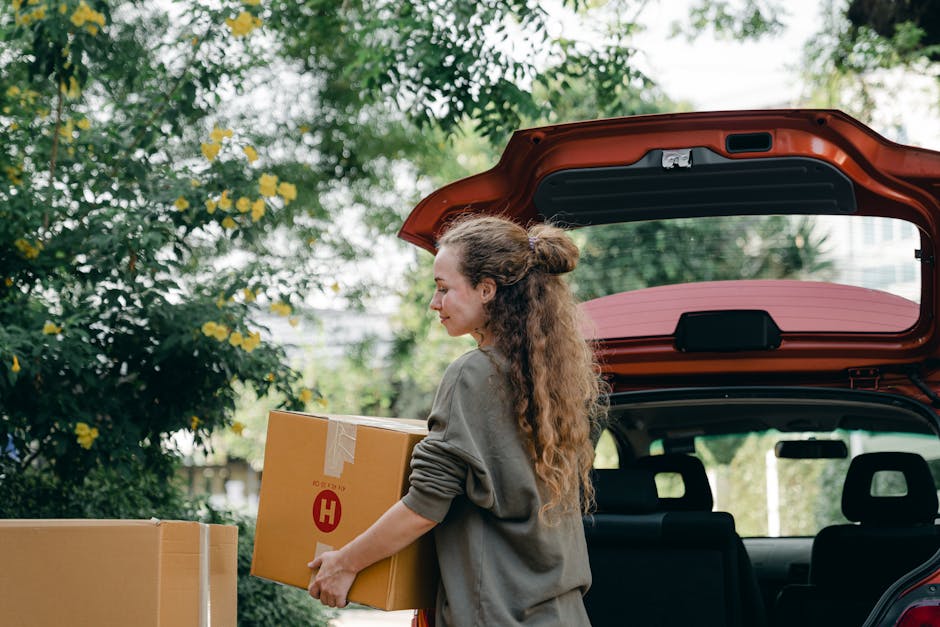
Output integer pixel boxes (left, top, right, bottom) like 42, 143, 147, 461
436, 288, 447, 294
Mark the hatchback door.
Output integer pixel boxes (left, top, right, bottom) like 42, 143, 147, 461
399, 109, 940, 404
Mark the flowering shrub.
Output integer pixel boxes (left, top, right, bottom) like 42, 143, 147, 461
0, 1, 317, 485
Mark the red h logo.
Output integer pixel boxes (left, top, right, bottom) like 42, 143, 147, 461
312, 489, 342, 533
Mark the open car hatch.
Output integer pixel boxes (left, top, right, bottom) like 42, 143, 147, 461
398, 109, 940, 403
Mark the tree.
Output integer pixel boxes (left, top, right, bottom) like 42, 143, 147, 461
0, 0, 320, 485
571, 215, 833, 301
3, 0, 682, 480
266, 0, 657, 144
679, 0, 940, 123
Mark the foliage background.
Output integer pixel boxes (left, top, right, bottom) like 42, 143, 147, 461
3, 0, 939, 623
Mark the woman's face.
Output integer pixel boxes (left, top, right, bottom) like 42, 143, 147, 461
429, 245, 494, 345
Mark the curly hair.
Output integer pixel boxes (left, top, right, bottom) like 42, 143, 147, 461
437, 215, 607, 519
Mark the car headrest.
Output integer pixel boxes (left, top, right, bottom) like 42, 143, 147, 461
592, 468, 659, 514
634, 453, 714, 512
842, 452, 939, 525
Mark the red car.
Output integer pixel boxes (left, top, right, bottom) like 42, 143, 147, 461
400, 110, 940, 627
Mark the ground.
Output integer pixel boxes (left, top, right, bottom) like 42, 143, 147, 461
331, 608, 414, 626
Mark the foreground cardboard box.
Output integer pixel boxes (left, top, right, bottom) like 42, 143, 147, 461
0, 519, 237, 627
251, 410, 438, 610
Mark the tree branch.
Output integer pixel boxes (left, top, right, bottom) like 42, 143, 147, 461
45, 86, 65, 232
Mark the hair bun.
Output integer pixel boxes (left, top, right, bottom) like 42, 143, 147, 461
528, 224, 579, 274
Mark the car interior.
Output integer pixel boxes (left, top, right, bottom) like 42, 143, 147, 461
586, 387, 940, 627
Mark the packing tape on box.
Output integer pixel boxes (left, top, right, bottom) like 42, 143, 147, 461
324, 420, 357, 478
200, 522, 210, 627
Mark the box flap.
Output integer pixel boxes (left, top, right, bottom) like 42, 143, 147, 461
278, 410, 428, 435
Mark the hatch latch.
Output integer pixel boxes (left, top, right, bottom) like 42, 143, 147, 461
848, 367, 880, 390
662, 149, 692, 169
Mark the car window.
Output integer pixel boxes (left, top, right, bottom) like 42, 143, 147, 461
649, 430, 940, 538
570, 214, 922, 333
594, 429, 620, 469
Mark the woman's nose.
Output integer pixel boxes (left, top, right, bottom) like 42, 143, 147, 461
429, 293, 441, 311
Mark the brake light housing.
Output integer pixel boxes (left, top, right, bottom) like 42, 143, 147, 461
897, 603, 940, 626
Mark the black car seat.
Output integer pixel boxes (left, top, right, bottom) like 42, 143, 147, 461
634, 453, 768, 627
584, 466, 766, 627
773, 451, 940, 627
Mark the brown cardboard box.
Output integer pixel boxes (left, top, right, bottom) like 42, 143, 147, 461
251, 410, 438, 610
0, 519, 238, 627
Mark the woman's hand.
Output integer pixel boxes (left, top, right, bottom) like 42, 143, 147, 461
308, 550, 357, 608
305, 501, 437, 608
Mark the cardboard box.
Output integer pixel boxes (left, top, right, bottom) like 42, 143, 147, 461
0, 519, 237, 627
251, 410, 438, 610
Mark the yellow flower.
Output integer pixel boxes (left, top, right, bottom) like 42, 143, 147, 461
70, 1, 105, 28
6, 165, 23, 185
6, 86, 21, 97
316, 397, 329, 408
330, 282, 340, 294
212, 324, 229, 341
75, 422, 99, 449
174, 196, 190, 211
258, 173, 278, 197
201, 321, 218, 336
14, 239, 42, 259
4, 278, 13, 287
190, 178, 201, 187
228, 331, 243, 347
11, 355, 21, 373
277, 181, 297, 204
57, 76, 80, 99
42, 321, 62, 335
59, 118, 75, 142
236, 196, 250, 213
218, 190, 232, 210
205, 198, 217, 214
210, 126, 233, 143
242, 288, 256, 302
251, 199, 265, 222
201, 141, 220, 162
32, 5, 46, 20
299, 388, 313, 404
242, 331, 261, 353
299, 124, 310, 135
231, 421, 245, 436
264, 372, 275, 382
243, 0, 261, 5
225, 11, 262, 37
243, 145, 258, 163
190, 415, 201, 430
269, 301, 291, 317
288, 317, 299, 327
77, 117, 91, 130
221, 216, 237, 230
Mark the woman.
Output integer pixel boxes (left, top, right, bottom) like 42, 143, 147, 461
308, 215, 606, 626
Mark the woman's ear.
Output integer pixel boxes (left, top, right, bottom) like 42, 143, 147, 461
479, 277, 497, 303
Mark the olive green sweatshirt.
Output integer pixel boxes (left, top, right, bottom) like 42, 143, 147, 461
402, 348, 592, 627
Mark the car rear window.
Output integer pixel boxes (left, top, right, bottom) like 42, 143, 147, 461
571, 215, 922, 334
646, 430, 940, 538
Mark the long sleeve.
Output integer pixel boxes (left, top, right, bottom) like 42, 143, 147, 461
402, 350, 499, 522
